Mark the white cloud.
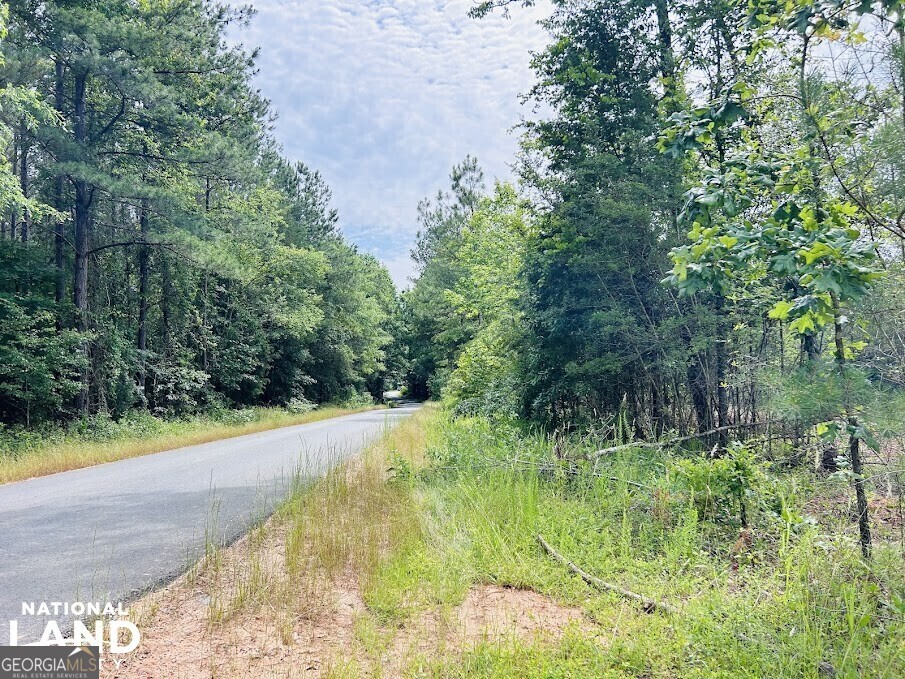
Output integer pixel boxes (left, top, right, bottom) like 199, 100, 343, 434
233, 0, 551, 287
379, 251, 419, 291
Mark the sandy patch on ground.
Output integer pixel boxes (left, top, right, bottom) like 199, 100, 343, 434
101, 417, 597, 678
384, 584, 599, 675
104, 544, 595, 679
456, 584, 591, 641
101, 519, 369, 679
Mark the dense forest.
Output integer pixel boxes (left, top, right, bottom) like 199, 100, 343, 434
1, 0, 904, 556
1, 0, 904, 674
404, 0, 905, 558
0, 0, 404, 428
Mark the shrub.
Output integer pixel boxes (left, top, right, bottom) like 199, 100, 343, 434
673, 442, 764, 527
287, 397, 317, 414
339, 391, 374, 409
213, 408, 258, 426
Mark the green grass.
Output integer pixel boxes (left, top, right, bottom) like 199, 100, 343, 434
195, 404, 429, 629
0, 404, 381, 484
381, 410, 905, 678
417, 633, 615, 678
135, 404, 904, 677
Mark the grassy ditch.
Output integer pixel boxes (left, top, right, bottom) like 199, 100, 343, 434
0, 404, 381, 484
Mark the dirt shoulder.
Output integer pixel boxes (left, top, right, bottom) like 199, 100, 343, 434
106, 406, 598, 678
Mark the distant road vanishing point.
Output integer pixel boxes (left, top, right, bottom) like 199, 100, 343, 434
0, 404, 419, 643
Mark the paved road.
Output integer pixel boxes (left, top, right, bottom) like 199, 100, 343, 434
0, 405, 418, 643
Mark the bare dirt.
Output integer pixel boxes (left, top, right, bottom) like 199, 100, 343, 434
103, 538, 595, 678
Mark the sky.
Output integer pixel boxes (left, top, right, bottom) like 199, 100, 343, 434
232, 0, 551, 287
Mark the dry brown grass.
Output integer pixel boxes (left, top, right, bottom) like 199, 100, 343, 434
198, 412, 423, 632
0, 406, 380, 485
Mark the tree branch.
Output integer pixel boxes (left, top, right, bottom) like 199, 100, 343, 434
537, 534, 677, 615
588, 420, 777, 460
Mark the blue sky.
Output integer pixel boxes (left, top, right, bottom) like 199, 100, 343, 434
233, 0, 551, 287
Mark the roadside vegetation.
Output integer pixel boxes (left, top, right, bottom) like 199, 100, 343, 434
119, 404, 904, 678
0, 399, 379, 484
3, 0, 905, 676
413, 410, 905, 677
405, 0, 905, 567
393, 6, 905, 673
120, 404, 433, 678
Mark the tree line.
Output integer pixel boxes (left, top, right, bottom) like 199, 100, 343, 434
405, 0, 905, 557
0, 0, 404, 426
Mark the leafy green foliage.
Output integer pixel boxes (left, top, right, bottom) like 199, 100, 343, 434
404, 157, 486, 399
663, 138, 882, 336
0, 0, 403, 427
513, 0, 685, 425
0, 243, 84, 424
674, 442, 766, 526
443, 183, 530, 416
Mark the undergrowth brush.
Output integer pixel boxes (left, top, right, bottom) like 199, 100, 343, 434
400, 411, 905, 677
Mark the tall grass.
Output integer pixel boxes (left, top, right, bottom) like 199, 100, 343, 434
196, 407, 429, 632
409, 411, 905, 677
0, 405, 380, 484
128, 406, 904, 676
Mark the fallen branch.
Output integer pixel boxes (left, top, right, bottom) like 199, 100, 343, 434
425, 458, 651, 489
609, 477, 647, 489
589, 421, 777, 461
537, 534, 677, 615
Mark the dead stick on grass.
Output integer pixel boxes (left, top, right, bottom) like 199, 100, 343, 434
588, 421, 778, 461
537, 534, 677, 615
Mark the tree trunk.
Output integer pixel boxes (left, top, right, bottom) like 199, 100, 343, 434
136, 198, 150, 397
899, 25, 905, 142
72, 69, 91, 413
54, 60, 67, 305
820, 445, 839, 473
830, 292, 871, 559
650, 378, 665, 437
848, 431, 872, 557
801, 332, 818, 363
688, 356, 714, 435
9, 134, 18, 240
202, 273, 209, 373
18, 126, 28, 243
802, 331, 838, 472
161, 256, 172, 352
713, 294, 730, 449
716, 340, 729, 448
651, 0, 675, 89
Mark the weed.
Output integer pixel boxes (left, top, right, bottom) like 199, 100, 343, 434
398, 408, 905, 677
114, 404, 905, 677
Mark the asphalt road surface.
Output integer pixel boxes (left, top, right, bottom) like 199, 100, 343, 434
0, 404, 418, 643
